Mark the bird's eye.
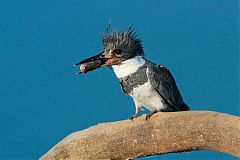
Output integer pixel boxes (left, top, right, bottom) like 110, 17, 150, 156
113, 49, 122, 55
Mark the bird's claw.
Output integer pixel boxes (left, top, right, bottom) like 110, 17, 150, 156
129, 114, 138, 121
145, 110, 159, 121
145, 114, 151, 121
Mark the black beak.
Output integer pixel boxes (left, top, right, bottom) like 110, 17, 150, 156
74, 52, 104, 66
74, 52, 107, 74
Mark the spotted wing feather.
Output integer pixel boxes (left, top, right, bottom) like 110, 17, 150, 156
147, 62, 187, 111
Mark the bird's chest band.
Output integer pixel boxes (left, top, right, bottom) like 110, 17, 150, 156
118, 65, 148, 94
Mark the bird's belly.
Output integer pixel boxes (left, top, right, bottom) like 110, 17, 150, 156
131, 81, 167, 111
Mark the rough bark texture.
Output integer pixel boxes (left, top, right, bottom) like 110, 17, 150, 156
40, 111, 240, 160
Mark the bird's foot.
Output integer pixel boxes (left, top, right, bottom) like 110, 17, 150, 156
129, 113, 138, 121
146, 110, 159, 121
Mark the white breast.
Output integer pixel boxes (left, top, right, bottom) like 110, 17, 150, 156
112, 56, 145, 78
112, 56, 167, 111
131, 81, 167, 111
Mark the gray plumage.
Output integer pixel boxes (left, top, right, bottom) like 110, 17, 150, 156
75, 27, 190, 120
102, 28, 189, 113
118, 64, 148, 94
102, 28, 144, 62
146, 61, 189, 111
118, 59, 189, 111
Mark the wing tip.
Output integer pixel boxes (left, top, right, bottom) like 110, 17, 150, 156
181, 103, 190, 111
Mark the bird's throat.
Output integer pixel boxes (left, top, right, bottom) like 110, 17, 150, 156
112, 56, 145, 78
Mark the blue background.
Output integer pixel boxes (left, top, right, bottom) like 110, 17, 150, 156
0, 0, 239, 159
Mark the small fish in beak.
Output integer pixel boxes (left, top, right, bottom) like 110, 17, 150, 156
75, 60, 103, 74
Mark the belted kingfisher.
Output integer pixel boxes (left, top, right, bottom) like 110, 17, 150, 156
75, 27, 190, 120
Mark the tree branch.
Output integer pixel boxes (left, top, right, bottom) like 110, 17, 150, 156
40, 111, 240, 159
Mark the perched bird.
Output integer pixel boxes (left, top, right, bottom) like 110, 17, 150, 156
75, 27, 190, 120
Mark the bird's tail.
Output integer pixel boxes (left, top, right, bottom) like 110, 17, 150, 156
180, 103, 190, 111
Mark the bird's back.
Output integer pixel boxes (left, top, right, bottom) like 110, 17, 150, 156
146, 60, 190, 111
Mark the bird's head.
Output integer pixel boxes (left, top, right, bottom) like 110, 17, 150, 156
101, 28, 144, 65
75, 27, 144, 74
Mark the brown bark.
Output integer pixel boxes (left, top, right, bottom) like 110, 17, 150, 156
40, 111, 240, 160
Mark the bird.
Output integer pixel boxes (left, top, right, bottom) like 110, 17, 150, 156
75, 27, 190, 120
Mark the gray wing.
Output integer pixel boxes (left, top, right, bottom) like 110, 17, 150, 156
147, 62, 184, 110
